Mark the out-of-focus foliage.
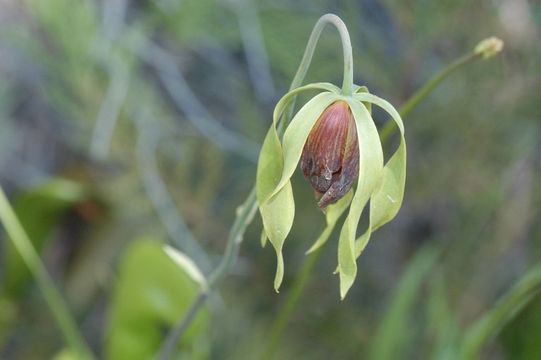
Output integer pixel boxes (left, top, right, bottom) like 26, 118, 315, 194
106, 239, 208, 359
4, 178, 98, 297
0, 0, 540, 358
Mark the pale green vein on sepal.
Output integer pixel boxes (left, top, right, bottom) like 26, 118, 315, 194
306, 190, 352, 254
271, 92, 339, 198
338, 99, 384, 299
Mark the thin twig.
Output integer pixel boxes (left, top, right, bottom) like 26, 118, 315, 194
157, 291, 209, 360
135, 112, 212, 272
89, 55, 130, 160
232, 0, 275, 102
89, 0, 130, 160
129, 36, 259, 162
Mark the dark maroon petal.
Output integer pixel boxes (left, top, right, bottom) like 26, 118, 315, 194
300, 101, 360, 209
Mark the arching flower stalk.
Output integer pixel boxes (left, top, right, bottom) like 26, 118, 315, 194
256, 82, 406, 299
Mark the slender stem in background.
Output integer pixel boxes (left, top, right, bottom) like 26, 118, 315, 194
133, 38, 259, 162
89, 55, 130, 160
232, 0, 276, 102
136, 116, 212, 272
157, 291, 209, 360
378, 51, 478, 143
89, 0, 129, 160
0, 187, 94, 360
207, 187, 258, 286
458, 265, 541, 360
289, 14, 354, 97
157, 187, 257, 360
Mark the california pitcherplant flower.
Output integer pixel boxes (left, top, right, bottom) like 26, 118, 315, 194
256, 15, 407, 299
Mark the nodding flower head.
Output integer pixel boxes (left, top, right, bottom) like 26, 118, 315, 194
256, 83, 406, 299
300, 100, 359, 209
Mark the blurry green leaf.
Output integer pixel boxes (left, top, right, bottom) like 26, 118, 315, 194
0, 186, 93, 358
306, 190, 352, 254
370, 246, 440, 360
25, 0, 97, 70
459, 264, 541, 360
53, 349, 80, 360
501, 293, 541, 360
427, 271, 459, 360
4, 178, 92, 296
338, 98, 383, 299
106, 239, 209, 360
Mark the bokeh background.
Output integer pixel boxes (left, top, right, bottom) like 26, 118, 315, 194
0, 0, 540, 359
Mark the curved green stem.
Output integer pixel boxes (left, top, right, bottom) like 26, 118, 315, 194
290, 13, 354, 96
0, 187, 94, 359
379, 51, 478, 143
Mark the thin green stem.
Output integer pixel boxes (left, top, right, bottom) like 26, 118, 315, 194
0, 187, 93, 359
158, 187, 258, 359
379, 51, 478, 143
157, 291, 209, 360
208, 187, 258, 286
458, 265, 541, 360
289, 13, 354, 103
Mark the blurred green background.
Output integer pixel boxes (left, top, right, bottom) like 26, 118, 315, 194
0, 0, 540, 359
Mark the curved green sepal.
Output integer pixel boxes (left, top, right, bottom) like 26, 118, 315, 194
337, 98, 384, 299
271, 92, 339, 198
260, 182, 294, 291
273, 82, 340, 133
353, 93, 406, 257
306, 190, 353, 254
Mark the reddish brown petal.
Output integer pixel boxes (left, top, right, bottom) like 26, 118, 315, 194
300, 101, 360, 209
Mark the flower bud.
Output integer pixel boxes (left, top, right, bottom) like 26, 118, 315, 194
300, 101, 359, 209
475, 37, 504, 59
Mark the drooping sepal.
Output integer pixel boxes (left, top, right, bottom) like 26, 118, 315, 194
337, 98, 384, 299
353, 92, 406, 257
